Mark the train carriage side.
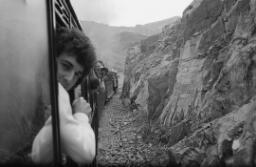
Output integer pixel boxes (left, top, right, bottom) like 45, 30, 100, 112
0, 0, 52, 163
0, 1, 99, 165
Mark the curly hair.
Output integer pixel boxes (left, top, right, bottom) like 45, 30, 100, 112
55, 27, 96, 78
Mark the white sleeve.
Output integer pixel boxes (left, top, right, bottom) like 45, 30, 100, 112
31, 83, 96, 164
30, 116, 53, 163
61, 113, 96, 164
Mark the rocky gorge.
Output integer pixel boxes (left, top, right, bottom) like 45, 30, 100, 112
121, 0, 256, 166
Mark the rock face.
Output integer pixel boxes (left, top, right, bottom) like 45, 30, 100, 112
122, 0, 256, 165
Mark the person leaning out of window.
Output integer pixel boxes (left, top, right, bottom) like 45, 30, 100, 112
30, 27, 96, 165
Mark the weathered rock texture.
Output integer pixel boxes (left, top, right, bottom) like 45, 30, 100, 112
122, 0, 256, 166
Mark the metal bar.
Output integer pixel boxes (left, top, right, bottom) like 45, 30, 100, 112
46, 0, 62, 166
66, 0, 82, 30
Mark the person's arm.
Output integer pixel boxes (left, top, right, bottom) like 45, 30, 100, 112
30, 116, 53, 163
56, 83, 96, 164
60, 94, 95, 164
61, 112, 95, 164
31, 83, 95, 164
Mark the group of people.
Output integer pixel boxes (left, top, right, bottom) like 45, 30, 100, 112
31, 27, 103, 165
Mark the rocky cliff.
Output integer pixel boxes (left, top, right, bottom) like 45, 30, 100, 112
80, 17, 180, 72
122, 0, 256, 166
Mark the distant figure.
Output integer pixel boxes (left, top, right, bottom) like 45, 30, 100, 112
94, 61, 107, 119
101, 67, 109, 103
111, 70, 118, 93
31, 27, 96, 165
94, 61, 106, 95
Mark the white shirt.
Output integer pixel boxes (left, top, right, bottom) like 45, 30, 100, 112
31, 83, 96, 164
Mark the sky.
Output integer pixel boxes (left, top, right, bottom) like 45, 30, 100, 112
70, 0, 193, 27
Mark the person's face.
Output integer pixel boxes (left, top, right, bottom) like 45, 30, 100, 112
95, 67, 102, 78
94, 63, 103, 78
57, 53, 84, 91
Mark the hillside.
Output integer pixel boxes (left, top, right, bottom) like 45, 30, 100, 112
80, 17, 180, 72
82, 17, 180, 36
121, 0, 256, 166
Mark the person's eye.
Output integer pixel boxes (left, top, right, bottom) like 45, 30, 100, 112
61, 61, 73, 71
